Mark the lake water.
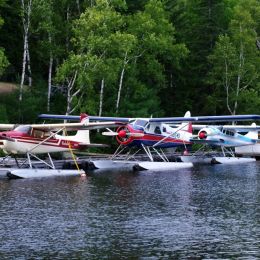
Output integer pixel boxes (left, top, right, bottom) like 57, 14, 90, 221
0, 163, 259, 259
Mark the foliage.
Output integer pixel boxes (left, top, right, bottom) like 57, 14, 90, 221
0, 0, 9, 76
0, 0, 259, 123
208, 0, 260, 115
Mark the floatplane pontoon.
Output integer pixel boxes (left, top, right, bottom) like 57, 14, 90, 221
180, 145, 256, 164
89, 144, 193, 171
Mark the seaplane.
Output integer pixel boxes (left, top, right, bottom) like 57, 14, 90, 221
0, 114, 123, 178
179, 123, 260, 164
39, 112, 260, 168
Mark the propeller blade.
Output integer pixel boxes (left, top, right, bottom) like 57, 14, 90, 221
102, 131, 144, 137
102, 131, 118, 136
127, 133, 144, 137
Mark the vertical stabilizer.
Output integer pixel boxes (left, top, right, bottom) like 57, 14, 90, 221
180, 111, 192, 133
73, 113, 90, 144
172, 111, 193, 143
244, 123, 258, 140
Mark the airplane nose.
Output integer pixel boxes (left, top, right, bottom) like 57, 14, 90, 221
199, 131, 207, 139
118, 130, 127, 138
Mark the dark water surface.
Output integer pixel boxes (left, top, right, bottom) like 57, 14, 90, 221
0, 163, 259, 259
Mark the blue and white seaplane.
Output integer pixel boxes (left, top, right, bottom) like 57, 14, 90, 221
180, 123, 260, 164
0, 114, 123, 178
39, 112, 260, 168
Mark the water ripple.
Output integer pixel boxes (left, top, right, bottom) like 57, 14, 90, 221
0, 163, 259, 259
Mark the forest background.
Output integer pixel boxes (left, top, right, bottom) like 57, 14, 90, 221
0, 0, 259, 125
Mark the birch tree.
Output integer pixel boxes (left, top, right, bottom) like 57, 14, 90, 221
208, 0, 260, 115
57, 0, 188, 116
57, 0, 130, 115
19, 0, 33, 102
32, 0, 56, 112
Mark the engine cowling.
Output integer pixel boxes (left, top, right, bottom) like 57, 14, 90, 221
116, 126, 133, 145
198, 131, 207, 139
198, 128, 213, 140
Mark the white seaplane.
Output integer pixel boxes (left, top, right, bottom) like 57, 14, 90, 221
0, 114, 123, 178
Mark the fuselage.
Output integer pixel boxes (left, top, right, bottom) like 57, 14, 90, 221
196, 127, 257, 147
0, 125, 83, 154
115, 119, 192, 148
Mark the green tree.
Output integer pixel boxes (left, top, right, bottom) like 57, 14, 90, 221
0, 0, 9, 76
57, 0, 188, 117
208, 0, 260, 115
165, 0, 235, 115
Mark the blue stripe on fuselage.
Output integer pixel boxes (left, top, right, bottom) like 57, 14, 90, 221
127, 139, 188, 148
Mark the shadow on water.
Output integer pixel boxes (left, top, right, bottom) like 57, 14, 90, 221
0, 162, 259, 259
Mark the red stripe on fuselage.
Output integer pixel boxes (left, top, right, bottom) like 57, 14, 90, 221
13, 137, 80, 149
141, 133, 191, 144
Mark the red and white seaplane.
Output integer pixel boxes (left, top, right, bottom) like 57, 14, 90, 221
0, 114, 123, 178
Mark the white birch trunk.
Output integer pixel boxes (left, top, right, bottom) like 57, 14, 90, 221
233, 23, 245, 116
116, 52, 128, 114
20, 32, 27, 101
99, 79, 104, 117
19, 0, 32, 101
224, 59, 232, 115
66, 71, 80, 115
47, 34, 53, 112
26, 40, 32, 87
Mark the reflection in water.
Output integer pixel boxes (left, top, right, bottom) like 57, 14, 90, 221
0, 163, 259, 259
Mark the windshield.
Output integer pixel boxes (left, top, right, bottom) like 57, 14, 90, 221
14, 125, 32, 134
133, 119, 149, 128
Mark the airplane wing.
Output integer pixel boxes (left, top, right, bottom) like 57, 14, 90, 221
39, 113, 260, 123
30, 121, 125, 132
149, 115, 260, 123
172, 124, 260, 131
222, 125, 260, 132
0, 124, 15, 130
38, 114, 131, 122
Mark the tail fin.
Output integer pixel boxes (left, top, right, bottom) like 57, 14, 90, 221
73, 113, 90, 143
180, 111, 192, 133
245, 123, 258, 140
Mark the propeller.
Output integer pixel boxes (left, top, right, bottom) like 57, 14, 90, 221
102, 131, 118, 136
102, 130, 144, 138
198, 131, 207, 139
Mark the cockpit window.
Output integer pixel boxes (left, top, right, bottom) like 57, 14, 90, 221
223, 129, 235, 136
14, 125, 32, 134
154, 126, 161, 134
134, 119, 149, 128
